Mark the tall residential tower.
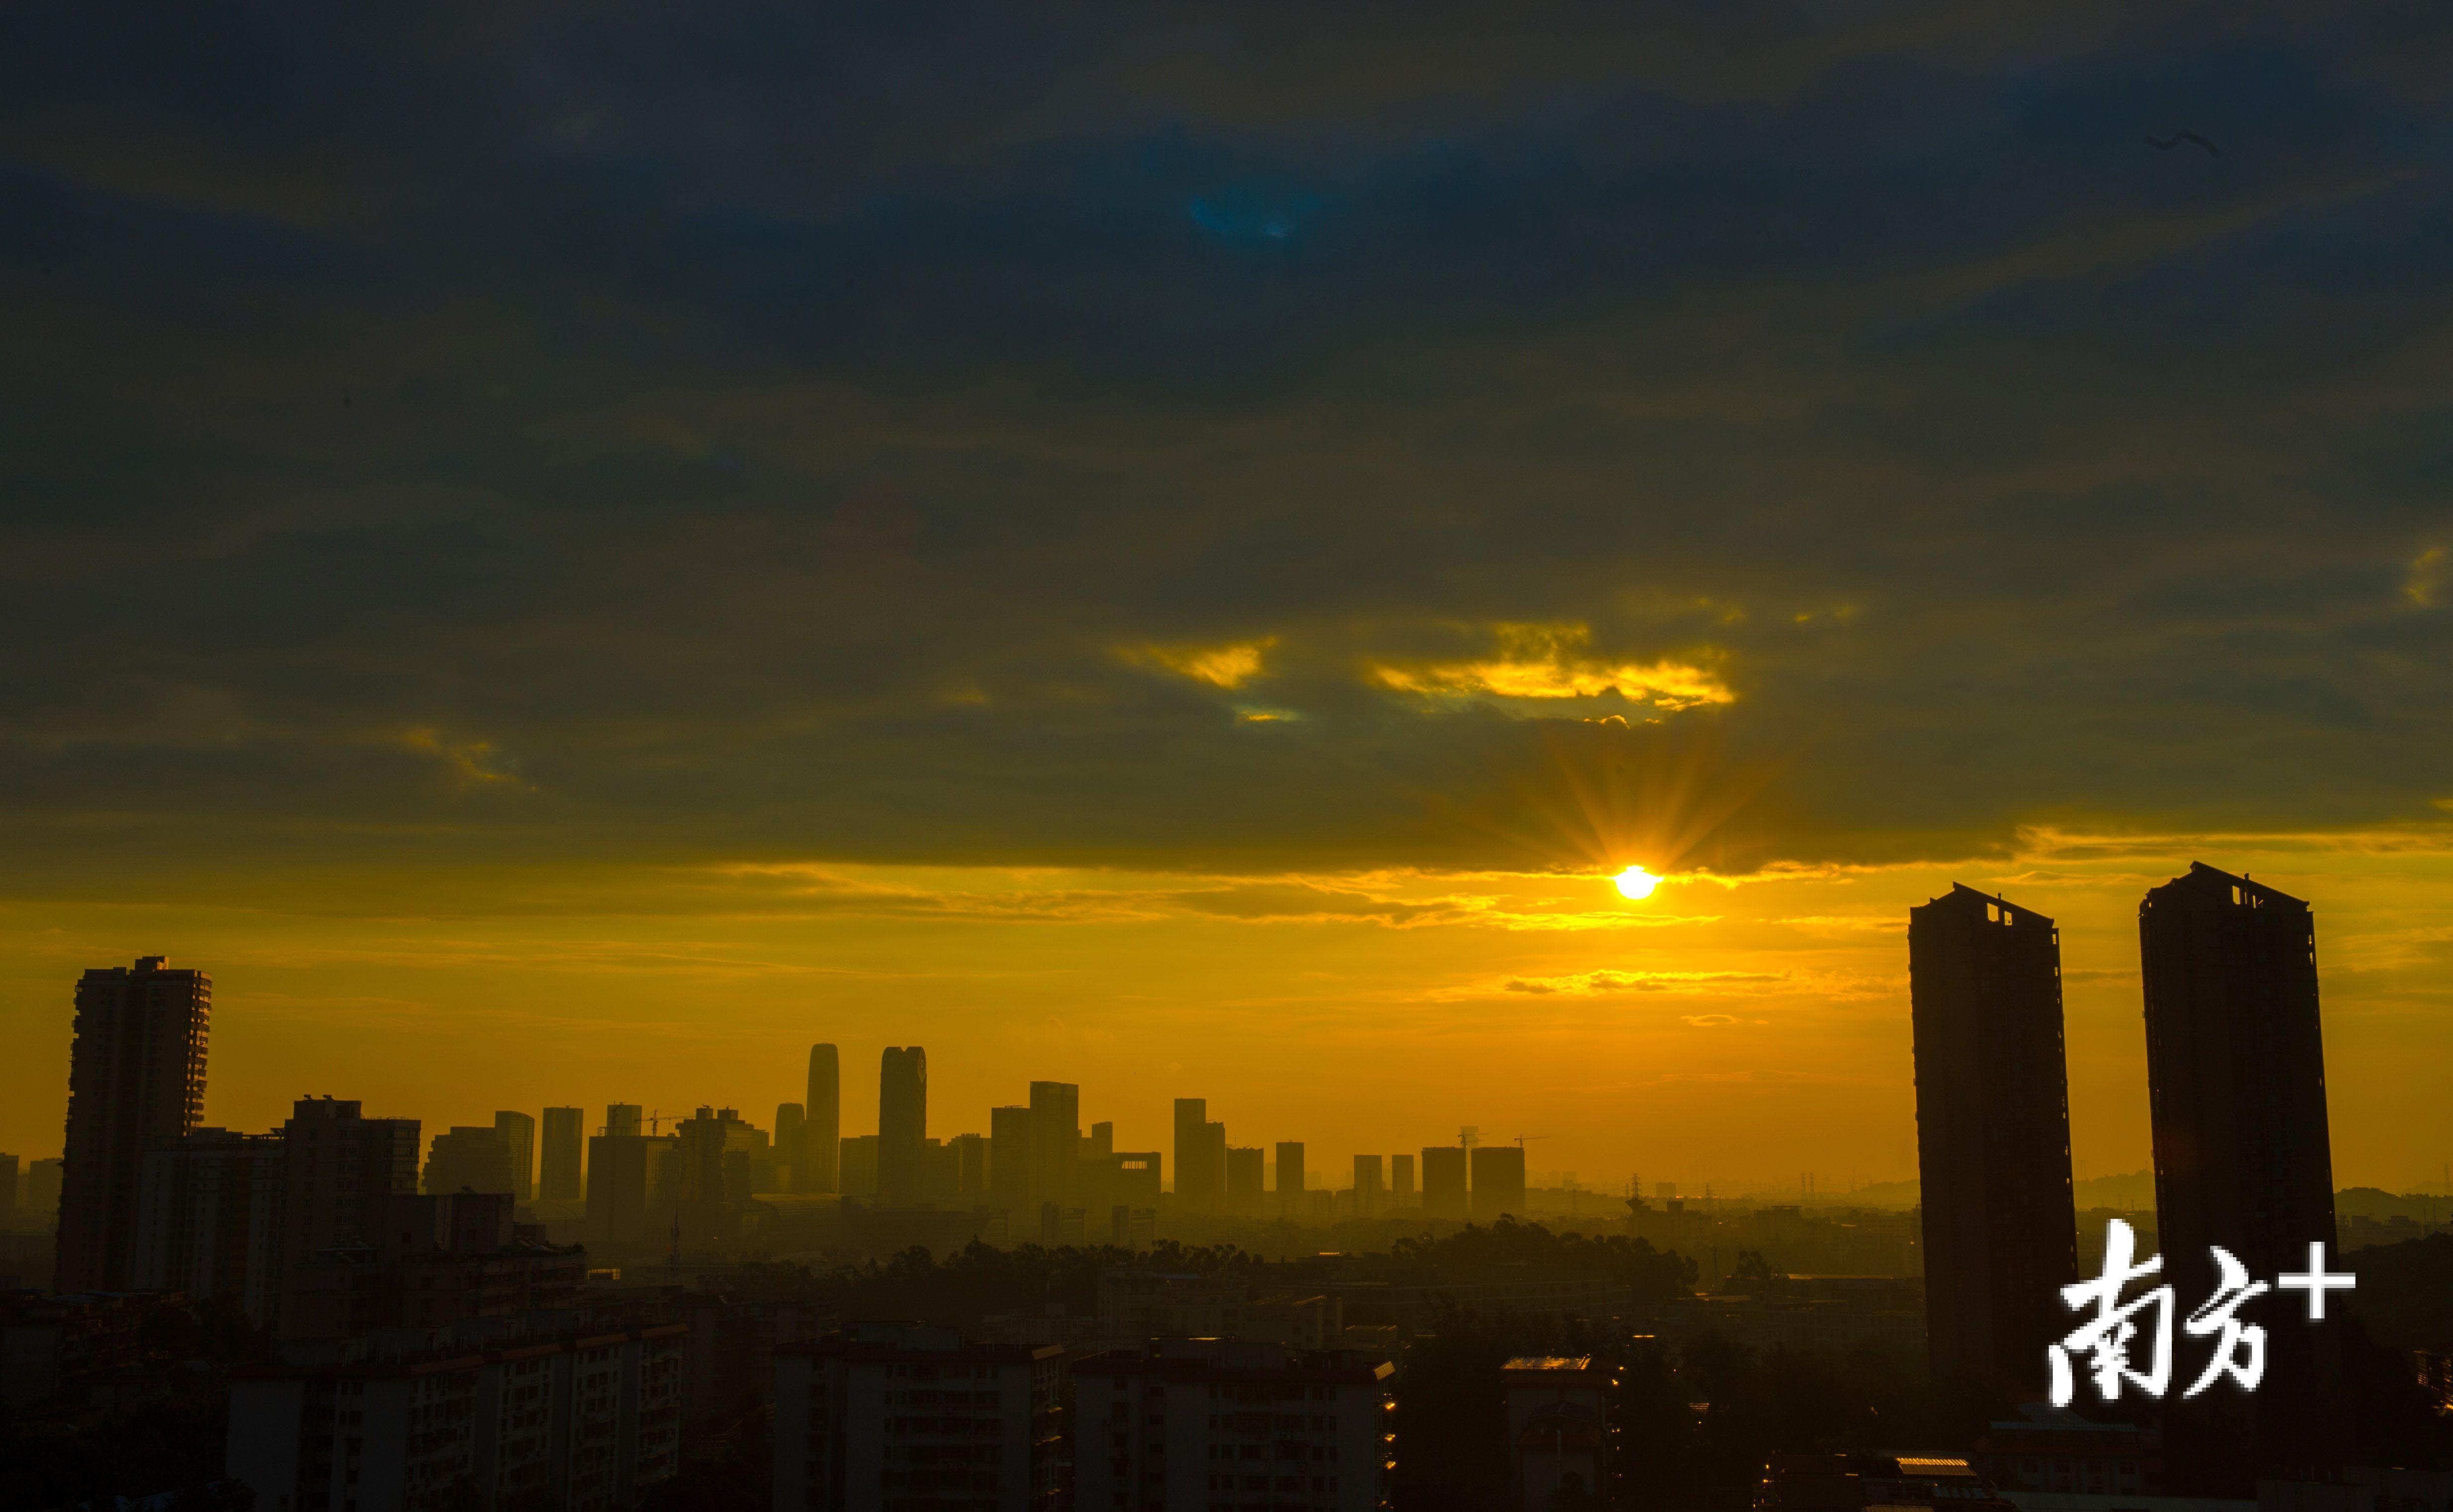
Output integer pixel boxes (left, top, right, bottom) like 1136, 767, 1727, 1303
877, 1047, 927, 1205
56, 957, 211, 1292
1907, 885, 2076, 1396
2140, 864, 2341, 1483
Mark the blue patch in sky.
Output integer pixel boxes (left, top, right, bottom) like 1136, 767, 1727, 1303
1186, 187, 1323, 242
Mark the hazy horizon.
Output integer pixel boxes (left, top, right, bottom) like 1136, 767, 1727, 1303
5, 5, 2450, 1197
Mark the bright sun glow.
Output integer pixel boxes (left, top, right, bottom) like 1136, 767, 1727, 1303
1612, 865, 1661, 900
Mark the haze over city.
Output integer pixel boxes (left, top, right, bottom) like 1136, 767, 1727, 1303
6, 8, 2453, 1197
5, 8, 2453, 1510
7, 843, 2453, 1194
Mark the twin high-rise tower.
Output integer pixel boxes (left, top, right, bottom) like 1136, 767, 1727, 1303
1907, 886, 2078, 1395
1908, 864, 2340, 1479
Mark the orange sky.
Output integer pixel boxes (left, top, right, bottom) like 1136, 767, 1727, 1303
6, 824, 2446, 1194
6, 7, 2452, 1204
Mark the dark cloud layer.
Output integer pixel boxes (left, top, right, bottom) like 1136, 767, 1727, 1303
5, 1, 2452, 882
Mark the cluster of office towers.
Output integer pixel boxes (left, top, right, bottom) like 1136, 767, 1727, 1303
40, 959, 1545, 1311
573, 1052, 1534, 1246
1909, 862, 2341, 1475
574, 1047, 1174, 1247
1169, 1098, 1530, 1224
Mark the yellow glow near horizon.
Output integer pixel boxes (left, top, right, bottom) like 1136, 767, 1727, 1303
1613, 864, 1661, 900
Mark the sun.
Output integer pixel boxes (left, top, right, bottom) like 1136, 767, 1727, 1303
1612, 864, 1661, 901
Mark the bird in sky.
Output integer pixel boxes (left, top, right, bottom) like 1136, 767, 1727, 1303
2147, 131, 2220, 155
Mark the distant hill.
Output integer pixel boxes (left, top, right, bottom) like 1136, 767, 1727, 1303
1822, 1170, 2159, 1212
2337, 1186, 2453, 1223
1821, 1174, 2442, 1222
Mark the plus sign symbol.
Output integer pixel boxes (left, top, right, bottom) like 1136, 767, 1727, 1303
2275, 1243, 2356, 1320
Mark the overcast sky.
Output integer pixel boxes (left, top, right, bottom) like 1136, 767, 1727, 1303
4, 3, 2449, 1184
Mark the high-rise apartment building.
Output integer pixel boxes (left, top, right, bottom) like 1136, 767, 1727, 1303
1226, 1147, 1265, 1218
271, 1098, 422, 1334
586, 1130, 672, 1245
281, 1191, 584, 1340
1470, 1145, 1526, 1222
950, 1132, 988, 1197
878, 1048, 928, 1205
56, 957, 211, 1292
1907, 884, 2078, 1396
1421, 1147, 1467, 1221
1114, 1151, 1161, 1213
228, 1315, 683, 1512
492, 1111, 536, 1203
606, 1103, 643, 1138
1391, 1154, 1415, 1205
1028, 1081, 1079, 1206
2140, 864, 2337, 1307
1352, 1155, 1384, 1218
1275, 1142, 1307, 1217
425, 1126, 517, 1196
540, 1107, 584, 1201
805, 1044, 841, 1194
1173, 1099, 1223, 1213
772, 1325, 1065, 1512
1503, 1356, 1617, 1511
0, 1153, 17, 1219
2140, 863, 2342, 1481
990, 1105, 1033, 1214
659, 1107, 767, 1244
134, 1128, 284, 1321
1076, 1341, 1395, 1512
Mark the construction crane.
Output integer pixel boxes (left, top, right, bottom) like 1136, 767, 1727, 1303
1512, 1135, 1552, 1148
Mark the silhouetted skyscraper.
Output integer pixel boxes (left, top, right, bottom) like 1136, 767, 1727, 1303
805, 1044, 841, 1193
135, 1128, 284, 1321
1173, 1098, 1222, 1213
2141, 863, 2342, 1482
1421, 1146, 1467, 1221
774, 1102, 806, 1189
1470, 1145, 1525, 1222
540, 1107, 584, 1201
1391, 1154, 1415, 1205
878, 1047, 927, 1205
1352, 1155, 1384, 1217
1274, 1142, 1306, 1216
426, 1126, 517, 1195
57, 957, 211, 1292
951, 1132, 988, 1196
1908, 884, 2078, 1396
990, 1105, 1032, 1214
272, 1098, 420, 1334
2141, 864, 2337, 1302
587, 1130, 662, 1244
493, 1111, 535, 1203
1029, 1081, 1079, 1205
606, 1103, 643, 1138
1226, 1147, 1264, 1217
